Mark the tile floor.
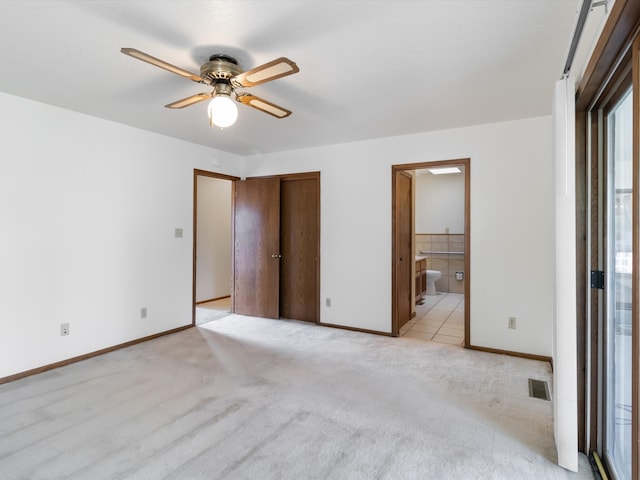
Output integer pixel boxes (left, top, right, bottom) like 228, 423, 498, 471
400, 292, 465, 346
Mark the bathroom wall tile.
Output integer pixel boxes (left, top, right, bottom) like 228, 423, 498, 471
432, 241, 449, 252
449, 234, 464, 246
430, 258, 448, 272
436, 276, 448, 293
449, 241, 465, 252
449, 277, 464, 294
448, 258, 464, 275
416, 235, 467, 296
415, 235, 431, 255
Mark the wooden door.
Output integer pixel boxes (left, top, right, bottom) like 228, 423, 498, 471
395, 171, 412, 328
233, 177, 281, 319
280, 175, 320, 322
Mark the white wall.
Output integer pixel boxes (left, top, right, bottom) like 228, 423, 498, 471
0, 89, 555, 379
196, 176, 232, 302
0, 92, 243, 378
415, 171, 465, 234
245, 116, 554, 357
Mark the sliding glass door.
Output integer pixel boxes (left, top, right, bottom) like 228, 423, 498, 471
577, 4, 640, 478
604, 87, 633, 480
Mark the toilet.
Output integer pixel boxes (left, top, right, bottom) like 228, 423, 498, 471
425, 270, 441, 295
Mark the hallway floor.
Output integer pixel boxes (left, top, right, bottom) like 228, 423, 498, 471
195, 297, 231, 324
400, 293, 464, 346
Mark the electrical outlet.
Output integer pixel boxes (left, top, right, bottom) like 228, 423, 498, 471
326, 298, 331, 307
141, 307, 147, 319
60, 323, 70, 336
508, 317, 516, 329
174, 228, 183, 238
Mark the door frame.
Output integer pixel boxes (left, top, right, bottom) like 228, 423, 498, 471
582, 65, 636, 479
574, 1, 640, 472
192, 169, 240, 326
391, 158, 470, 344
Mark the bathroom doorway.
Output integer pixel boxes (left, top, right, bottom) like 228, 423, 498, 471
391, 158, 470, 347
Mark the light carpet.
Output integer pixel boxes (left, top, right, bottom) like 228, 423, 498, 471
0, 314, 594, 479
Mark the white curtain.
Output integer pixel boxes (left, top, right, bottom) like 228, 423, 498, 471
552, 76, 578, 472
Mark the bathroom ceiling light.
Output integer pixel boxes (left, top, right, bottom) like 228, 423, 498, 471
428, 167, 461, 175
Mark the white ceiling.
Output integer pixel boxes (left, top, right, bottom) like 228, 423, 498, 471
0, 0, 582, 156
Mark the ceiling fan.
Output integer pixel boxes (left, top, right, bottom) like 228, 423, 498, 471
121, 48, 299, 128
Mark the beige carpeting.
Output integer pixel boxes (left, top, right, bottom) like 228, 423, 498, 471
0, 314, 594, 479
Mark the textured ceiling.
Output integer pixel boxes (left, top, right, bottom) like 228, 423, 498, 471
0, 1, 582, 156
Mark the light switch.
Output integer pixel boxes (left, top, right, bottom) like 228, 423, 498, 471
174, 228, 183, 238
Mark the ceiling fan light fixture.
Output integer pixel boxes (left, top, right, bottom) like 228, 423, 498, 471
208, 94, 238, 128
121, 48, 299, 125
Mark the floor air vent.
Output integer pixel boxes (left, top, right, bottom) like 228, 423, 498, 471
528, 379, 550, 401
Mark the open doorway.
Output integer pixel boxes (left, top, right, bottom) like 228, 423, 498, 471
192, 169, 239, 325
392, 159, 470, 347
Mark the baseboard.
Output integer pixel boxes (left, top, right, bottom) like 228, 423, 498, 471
466, 344, 552, 364
0, 324, 193, 385
318, 322, 395, 337
195, 295, 230, 305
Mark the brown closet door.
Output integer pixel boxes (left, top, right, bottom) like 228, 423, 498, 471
233, 177, 281, 319
280, 175, 320, 322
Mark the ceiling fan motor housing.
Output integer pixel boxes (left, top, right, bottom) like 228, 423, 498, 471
200, 55, 243, 84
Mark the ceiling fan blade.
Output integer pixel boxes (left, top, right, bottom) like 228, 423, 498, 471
237, 93, 292, 118
232, 57, 299, 87
165, 93, 212, 109
121, 48, 204, 83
